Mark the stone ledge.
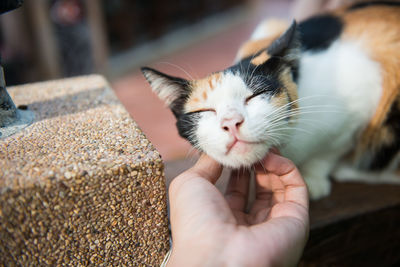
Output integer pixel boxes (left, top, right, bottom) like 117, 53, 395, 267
0, 75, 169, 265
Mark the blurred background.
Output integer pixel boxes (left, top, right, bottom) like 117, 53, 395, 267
0, 0, 317, 162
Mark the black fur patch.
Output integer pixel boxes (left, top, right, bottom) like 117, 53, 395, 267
171, 94, 190, 118
291, 65, 299, 82
368, 100, 400, 170
298, 15, 343, 51
176, 112, 201, 147
348, 1, 400, 11
232, 20, 300, 84
228, 58, 283, 96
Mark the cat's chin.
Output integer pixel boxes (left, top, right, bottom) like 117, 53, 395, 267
207, 143, 271, 169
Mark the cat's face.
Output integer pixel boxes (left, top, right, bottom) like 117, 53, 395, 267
142, 21, 299, 168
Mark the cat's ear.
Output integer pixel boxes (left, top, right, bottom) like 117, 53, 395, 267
267, 20, 299, 66
141, 67, 190, 117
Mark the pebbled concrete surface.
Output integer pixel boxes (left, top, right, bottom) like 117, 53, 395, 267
0, 75, 169, 266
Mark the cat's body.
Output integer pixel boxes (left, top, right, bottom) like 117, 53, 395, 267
142, 1, 400, 199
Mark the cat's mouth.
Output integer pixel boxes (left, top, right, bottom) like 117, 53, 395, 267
225, 138, 262, 155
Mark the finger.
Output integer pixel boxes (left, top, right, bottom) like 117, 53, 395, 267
256, 152, 308, 209
188, 153, 223, 184
248, 172, 275, 221
225, 168, 251, 211
252, 173, 281, 209
250, 172, 289, 224
168, 154, 222, 198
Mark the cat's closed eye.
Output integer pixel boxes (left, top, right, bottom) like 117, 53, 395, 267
245, 91, 268, 104
189, 108, 216, 114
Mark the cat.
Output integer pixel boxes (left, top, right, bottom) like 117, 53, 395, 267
141, 1, 400, 199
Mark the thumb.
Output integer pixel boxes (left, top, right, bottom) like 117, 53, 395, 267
189, 154, 223, 184
169, 154, 222, 197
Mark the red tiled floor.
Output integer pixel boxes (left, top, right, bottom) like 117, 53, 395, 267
112, 1, 291, 161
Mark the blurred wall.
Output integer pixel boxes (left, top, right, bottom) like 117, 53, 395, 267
0, 0, 249, 86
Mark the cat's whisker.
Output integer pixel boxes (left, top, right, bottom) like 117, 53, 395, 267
265, 95, 345, 119
184, 146, 200, 160
257, 159, 268, 175
267, 118, 320, 132
184, 64, 200, 80
267, 117, 321, 134
263, 133, 282, 146
290, 118, 333, 135
268, 104, 345, 121
266, 131, 292, 142
268, 127, 314, 136
267, 107, 345, 126
244, 53, 262, 81
247, 68, 258, 87
266, 121, 288, 131
235, 168, 240, 184
267, 120, 338, 145
265, 115, 336, 144
157, 61, 196, 80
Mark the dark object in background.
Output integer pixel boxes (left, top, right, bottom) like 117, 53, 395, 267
0, 0, 23, 127
50, 0, 94, 77
0, 0, 34, 138
0, 64, 18, 128
0, 0, 23, 14
0, 0, 247, 85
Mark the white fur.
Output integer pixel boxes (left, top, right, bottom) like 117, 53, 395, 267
281, 39, 382, 198
195, 73, 280, 167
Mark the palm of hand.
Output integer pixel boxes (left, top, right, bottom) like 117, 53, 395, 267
168, 153, 309, 267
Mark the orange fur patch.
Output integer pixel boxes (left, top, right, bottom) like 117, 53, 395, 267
268, 68, 300, 124
250, 51, 271, 66
208, 79, 213, 89
185, 72, 222, 112
202, 91, 207, 100
341, 6, 400, 157
279, 68, 299, 110
237, 36, 279, 61
270, 91, 288, 108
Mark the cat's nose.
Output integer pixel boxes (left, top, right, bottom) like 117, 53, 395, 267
221, 114, 244, 134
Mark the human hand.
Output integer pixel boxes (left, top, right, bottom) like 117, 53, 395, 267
167, 151, 309, 267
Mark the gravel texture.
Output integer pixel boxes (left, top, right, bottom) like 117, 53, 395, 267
0, 75, 169, 266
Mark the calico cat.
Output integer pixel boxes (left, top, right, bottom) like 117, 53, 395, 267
141, 1, 400, 199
